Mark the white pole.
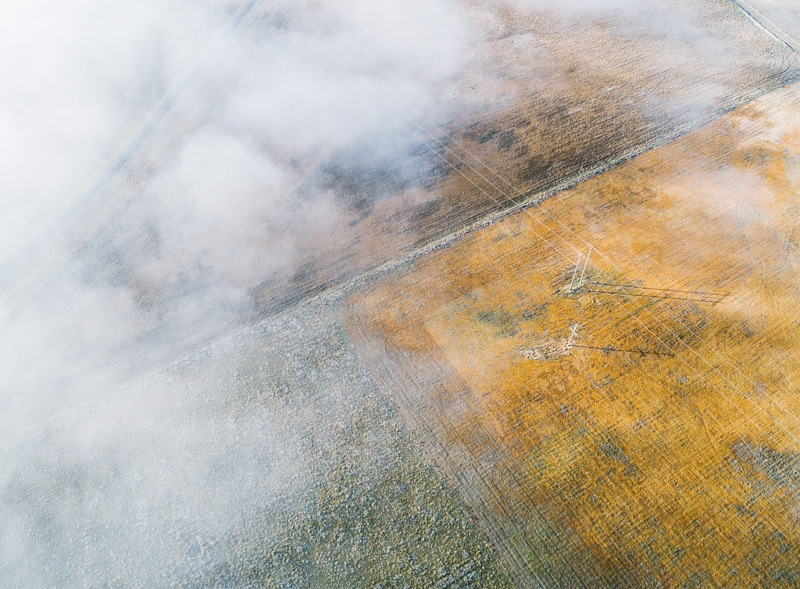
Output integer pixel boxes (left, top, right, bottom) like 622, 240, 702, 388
578, 247, 593, 287
568, 254, 583, 291
566, 324, 579, 348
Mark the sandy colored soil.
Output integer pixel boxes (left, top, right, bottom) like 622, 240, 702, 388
345, 81, 800, 587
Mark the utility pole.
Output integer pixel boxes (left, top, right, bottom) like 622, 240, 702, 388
568, 253, 584, 292
566, 324, 580, 350
578, 247, 593, 288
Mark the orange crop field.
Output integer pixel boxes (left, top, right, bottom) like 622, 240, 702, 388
344, 82, 800, 587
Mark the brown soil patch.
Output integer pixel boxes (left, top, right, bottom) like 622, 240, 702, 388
248, 0, 800, 313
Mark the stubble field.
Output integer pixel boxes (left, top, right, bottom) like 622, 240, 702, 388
345, 81, 800, 587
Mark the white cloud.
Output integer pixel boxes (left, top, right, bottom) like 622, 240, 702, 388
0, 0, 471, 585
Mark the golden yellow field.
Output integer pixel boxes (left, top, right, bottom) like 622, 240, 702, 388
345, 82, 800, 587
